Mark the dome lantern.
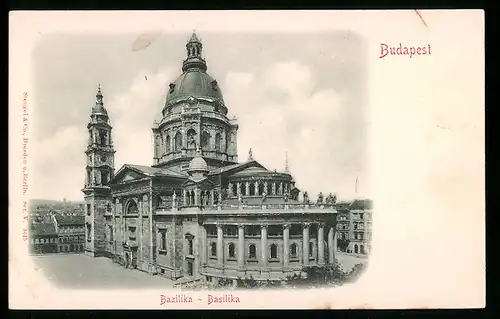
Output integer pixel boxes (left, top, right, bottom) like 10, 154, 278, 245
182, 32, 207, 72
188, 146, 209, 176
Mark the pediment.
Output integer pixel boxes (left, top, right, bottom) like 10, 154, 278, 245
111, 166, 149, 184
182, 176, 215, 188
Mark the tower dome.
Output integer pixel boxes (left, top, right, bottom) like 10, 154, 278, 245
164, 32, 225, 107
188, 147, 209, 174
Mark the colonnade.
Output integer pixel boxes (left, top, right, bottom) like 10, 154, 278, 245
200, 222, 337, 267
182, 189, 222, 207
227, 181, 292, 197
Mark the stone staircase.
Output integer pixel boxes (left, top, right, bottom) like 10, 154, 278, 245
173, 276, 204, 289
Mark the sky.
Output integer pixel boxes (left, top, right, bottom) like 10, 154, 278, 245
30, 31, 369, 201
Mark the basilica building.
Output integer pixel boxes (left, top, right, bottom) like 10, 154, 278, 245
82, 33, 339, 284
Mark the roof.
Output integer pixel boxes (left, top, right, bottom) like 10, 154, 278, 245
208, 161, 267, 176
349, 199, 373, 210
31, 223, 57, 236
232, 166, 270, 177
165, 70, 224, 104
128, 164, 187, 177
53, 213, 85, 226
335, 201, 353, 211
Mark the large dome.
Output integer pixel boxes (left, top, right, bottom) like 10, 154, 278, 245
165, 70, 224, 104
164, 32, 224, 105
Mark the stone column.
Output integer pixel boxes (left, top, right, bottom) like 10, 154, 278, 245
328, 227, 335, 264
303, 223, 310, 266
237, 225, 245, 268
183, 190, 187, 206
237, 182, 241, 195
183, 235, 188, 273
210, 190, 215, 205
260, 225, 268, 267
279, 183, 283, 195
254, 181, 259, 196
228, 183, 233, 197
271, 183, 276, 195
245, 182, 250, 196
283, 224, 290, 267
318, 223, 325, 265
195, 189, 200, 206
217, 224, 224, 266
264, 181, 268, 195
201, 225, 207, 265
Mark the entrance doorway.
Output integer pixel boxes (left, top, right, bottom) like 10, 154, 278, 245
187, 261, 193, 277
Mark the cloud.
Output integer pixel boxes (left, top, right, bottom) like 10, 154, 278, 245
224, 60, 368, 200
30, 67, 176, 200
31, 125, 87, 200
30, 61, 369, 201
106, 67, 176, 170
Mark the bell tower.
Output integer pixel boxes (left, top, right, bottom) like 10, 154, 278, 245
82, 84, 115, 257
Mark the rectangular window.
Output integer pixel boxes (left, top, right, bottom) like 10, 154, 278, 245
159, 230, 167, 250
108, 225, 113, 242
206, 225, 217, 236
86, 204, 91, 216
188, 239, 193, 255
245, 226, 260, 237
268, 225, 282, 237
223, 225, 237, 237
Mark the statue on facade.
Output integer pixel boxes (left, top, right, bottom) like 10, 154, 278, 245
238, 193, 243, 204
262, 192, 267, 203
317, 192, 324, 204
332, 193, 337, 204
326, 193, 334, 204
283, 192, 289, 203
188, 136, 197, 149
303, 191, 310, 204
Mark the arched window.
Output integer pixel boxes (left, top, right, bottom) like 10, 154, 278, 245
165, 135, 171, 153
354, 244, 358, 254
248, 244, 256, 259
99, 130, 107, 146
309, 241, 314, 257
174, 132, 182, 152
201, 131, 210, 150
215, 133, 221, 152
210, 242, 217, 256
228, 243, 235, 258
270, 244, 278, 259
290, 243, 298, 258
126, 201, 138, 215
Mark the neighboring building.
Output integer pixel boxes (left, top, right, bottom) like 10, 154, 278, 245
336, 199, 373, 255
82, 33, 341, 285
29, 222, 58, 254
52, 213, 85, 253
335, 201, 352, 250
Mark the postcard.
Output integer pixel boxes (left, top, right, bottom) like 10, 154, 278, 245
8, 10, 485, 309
